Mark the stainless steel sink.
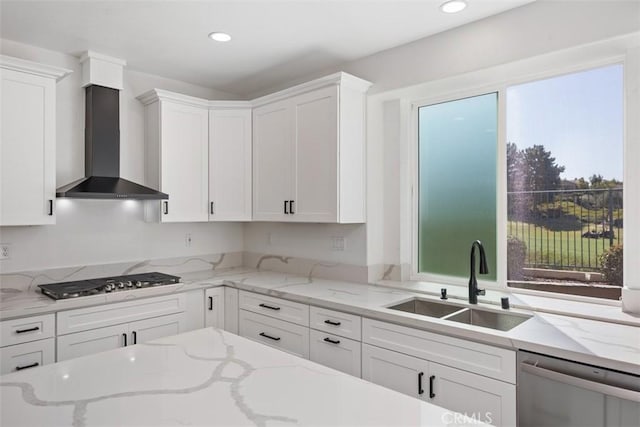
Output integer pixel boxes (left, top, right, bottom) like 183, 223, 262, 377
388, 298, 463, 318
445, 308, 531, 331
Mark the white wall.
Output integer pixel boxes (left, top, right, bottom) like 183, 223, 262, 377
0, 39, 243, 273
243, 223, 366, 266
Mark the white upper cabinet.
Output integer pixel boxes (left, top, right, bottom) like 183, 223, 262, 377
209, 107, 252, 221
138, 90, 253, 223
252, 99, 294, 221
0, 55, 71, 226
252, 72, 371, 223
139, 91, 209, 223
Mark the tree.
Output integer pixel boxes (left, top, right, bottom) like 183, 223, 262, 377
506, 142, 523, 192
519, 145, 565, 192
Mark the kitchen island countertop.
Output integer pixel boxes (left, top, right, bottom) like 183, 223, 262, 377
0, 327, 471, 427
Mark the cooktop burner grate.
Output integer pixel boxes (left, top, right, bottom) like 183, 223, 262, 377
38, 272, 180, 300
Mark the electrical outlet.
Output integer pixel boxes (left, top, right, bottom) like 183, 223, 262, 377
0, 244, 10, 260
331, 236, 346, 251
185, 233, 192, 247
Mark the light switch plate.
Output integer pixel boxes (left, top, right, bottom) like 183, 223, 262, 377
331, 236, 346, 251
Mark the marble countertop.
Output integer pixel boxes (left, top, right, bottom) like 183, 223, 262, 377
2, 267, 639, 375
0, 327, 471, 427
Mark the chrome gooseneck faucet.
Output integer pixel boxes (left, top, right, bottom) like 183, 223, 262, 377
469, 240, 489, 304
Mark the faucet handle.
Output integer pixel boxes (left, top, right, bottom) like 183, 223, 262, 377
477, 288, 486, 296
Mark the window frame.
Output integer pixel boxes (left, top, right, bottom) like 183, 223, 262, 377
409, 54, 633, 306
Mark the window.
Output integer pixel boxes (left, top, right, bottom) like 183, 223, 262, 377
506, 65, 624, 299
415, 64, 625, 300
417, 93, 498, 280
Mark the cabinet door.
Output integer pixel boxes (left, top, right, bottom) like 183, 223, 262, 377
129, 313, 185, 344
57, 324, 128, 361
309, 329, 361, 377
0, 338, 55, 375
0, 69, 56, 225
209, 108, 252, 221
224, 287, 239, 334
361, 343, 428, 398
429, 362, 516, 427
290, 85, 339, 222
252, 99, 294, 221
159, 101, 209, 222
204, 287, 225, 329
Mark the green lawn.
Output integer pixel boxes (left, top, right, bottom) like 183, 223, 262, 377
507, 220, 623, 270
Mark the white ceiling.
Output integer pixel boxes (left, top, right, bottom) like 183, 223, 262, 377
0, 0, 535, 97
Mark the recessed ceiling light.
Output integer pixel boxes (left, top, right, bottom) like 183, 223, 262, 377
440, 0, 467, 14
208, 32, 232, 42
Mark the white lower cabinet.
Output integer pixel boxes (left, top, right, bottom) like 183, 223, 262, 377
224, 287, 239, 334
239, 310, 309, 358
309, 329, 361, 377
129, 313, 184, 344
362, 319, 516, 426
429, 361, 515, 427
0, 338, 55, 375
56, 294, 187, 361
57, 324, 127, 361
362, 343, 428, 397
205, 287, 225, 329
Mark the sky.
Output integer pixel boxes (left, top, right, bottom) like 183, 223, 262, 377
506, 64, 624, 182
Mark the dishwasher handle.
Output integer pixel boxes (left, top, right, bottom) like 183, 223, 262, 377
520, 361, 640, 403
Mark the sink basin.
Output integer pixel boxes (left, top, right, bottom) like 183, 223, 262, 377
445, 308, 531, 331
388, 298, 463, 318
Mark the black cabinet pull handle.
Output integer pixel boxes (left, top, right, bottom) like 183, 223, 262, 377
324, 320, 341, 326
284, 200, 289, 214
323, 337, 340, 345
122, 333, 128, 347
132, 331, 137, 345
259, 303, 280, 311
210, 201, 214, 215
16, 362, 39, 371
163, 201, 169, 215
290, 200, 295, 214
208, 296, 213, 310
259, 332, 280, 341
48, 200, 54, 216
15, 326, 40, 334
429, 375, 436, 398
418, 372, 424, 395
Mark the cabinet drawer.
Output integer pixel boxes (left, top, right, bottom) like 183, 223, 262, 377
309, 329, 361, 377
239, 291, 309, 326
57, 293, 186, 335
0, 314, 55, 346
310, 306, 361, 340
0, 338, 55, 375
239, 310, 309, 358
362, 318, 516, 383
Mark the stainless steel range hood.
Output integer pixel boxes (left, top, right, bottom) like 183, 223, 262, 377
56, 52, 167, 200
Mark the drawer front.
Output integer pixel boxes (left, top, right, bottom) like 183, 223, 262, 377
0, 338, 55, 375
239, 310, 309, 358
362, 318, 516, 383
239, 291, 309, 326
309, 329, 361, 377
0, 314, 55, 346
310, 306, 361, 340
57, 293, 186, 335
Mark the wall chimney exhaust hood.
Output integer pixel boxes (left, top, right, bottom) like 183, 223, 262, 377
56, 52, 168, 200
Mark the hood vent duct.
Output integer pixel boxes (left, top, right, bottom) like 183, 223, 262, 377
56, 85, 168, 200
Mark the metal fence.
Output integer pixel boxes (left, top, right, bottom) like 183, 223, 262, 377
507, 187, 623, 271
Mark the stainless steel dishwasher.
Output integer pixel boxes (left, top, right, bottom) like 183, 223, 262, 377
518, 351, 640, 427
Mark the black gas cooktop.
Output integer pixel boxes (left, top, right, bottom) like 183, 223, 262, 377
38, 272, 180, 300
